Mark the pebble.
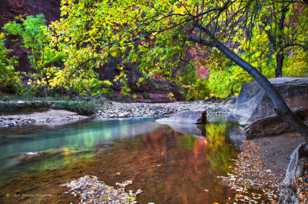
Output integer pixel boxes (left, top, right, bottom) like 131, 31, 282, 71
219, 141, 280, 203
96, 100, 234, 119
62, 175, 142, 204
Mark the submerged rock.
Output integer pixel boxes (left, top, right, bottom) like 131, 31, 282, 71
157, 122, 205, 136
157, 111, 207, 124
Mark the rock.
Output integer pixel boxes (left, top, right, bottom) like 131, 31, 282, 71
158, 122, 205, 136
206, 106, 238, 122
157, 110, 207, 124
245, 109, 308, 139
229, 126, 246, 147
236, 77, 308, 124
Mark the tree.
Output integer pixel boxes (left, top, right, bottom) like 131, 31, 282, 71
183, 0, 308, 142
258, 1, 307, 77
51, 0, 308, 142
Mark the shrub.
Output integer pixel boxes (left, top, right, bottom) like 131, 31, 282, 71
0, 32, 22, 93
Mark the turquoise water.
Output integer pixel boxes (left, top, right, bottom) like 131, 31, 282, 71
0, 118, 239, 203
0, 118, 160, 181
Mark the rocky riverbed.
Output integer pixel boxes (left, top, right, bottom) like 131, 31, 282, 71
96, 100, 234, 119
0, 99, 235, 129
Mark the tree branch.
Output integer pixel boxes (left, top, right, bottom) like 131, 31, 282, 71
187, 35, 214, 47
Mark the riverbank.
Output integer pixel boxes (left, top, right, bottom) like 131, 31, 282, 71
0, 98, 232, 129
96, 100, 230, 118
0, 109, 90, 128
220, 132, 305, 203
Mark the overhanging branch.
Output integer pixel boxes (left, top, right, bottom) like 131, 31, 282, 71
187, 35, 214, 47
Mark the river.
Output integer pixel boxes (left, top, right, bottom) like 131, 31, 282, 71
0, 118, 238, 203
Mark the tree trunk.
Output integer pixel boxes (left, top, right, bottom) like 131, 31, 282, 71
191, 25, 308, 142
212, 39, 308, 142
276, 51, 284, 77
275, 4, 288, 78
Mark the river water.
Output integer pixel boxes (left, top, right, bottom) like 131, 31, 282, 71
0, 118, 239, 203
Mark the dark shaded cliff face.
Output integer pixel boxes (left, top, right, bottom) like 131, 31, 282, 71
0, 0, 60, 26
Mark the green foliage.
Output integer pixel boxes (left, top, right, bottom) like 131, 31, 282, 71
207, 67, 251, 98
3, 15, 65, 95
4, 15, 62, 70
2, 22, 22, 35
3, 14, 111, 96
0, 0, 307, 99
49, 0, 188, 92
0, 32, 22, 93
178, 63, 209, 100
284, 49, 308, 76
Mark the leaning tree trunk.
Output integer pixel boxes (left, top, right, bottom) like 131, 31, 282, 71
192, 25, 308, 142
211, 39, 308, 142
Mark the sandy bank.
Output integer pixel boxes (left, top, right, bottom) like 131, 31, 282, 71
0, 109, 90, 128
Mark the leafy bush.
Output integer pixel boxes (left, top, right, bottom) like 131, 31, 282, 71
0, 32, 22, 93
284, 49, 308, 77
3, 15, 111, 96
3, 15, 63, 70
3, 15, 65, 95
177, 63, 209, 100
207, 67, 251, 98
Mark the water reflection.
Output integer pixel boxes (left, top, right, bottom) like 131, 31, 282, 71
0, 119, 159, 177
0, 119, 238, 203
102, 122, 237, 204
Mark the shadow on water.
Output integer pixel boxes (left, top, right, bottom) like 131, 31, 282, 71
0, 118, 239, 204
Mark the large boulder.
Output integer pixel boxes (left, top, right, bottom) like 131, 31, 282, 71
236, 77, 308, 124
245, 108, 308, 139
